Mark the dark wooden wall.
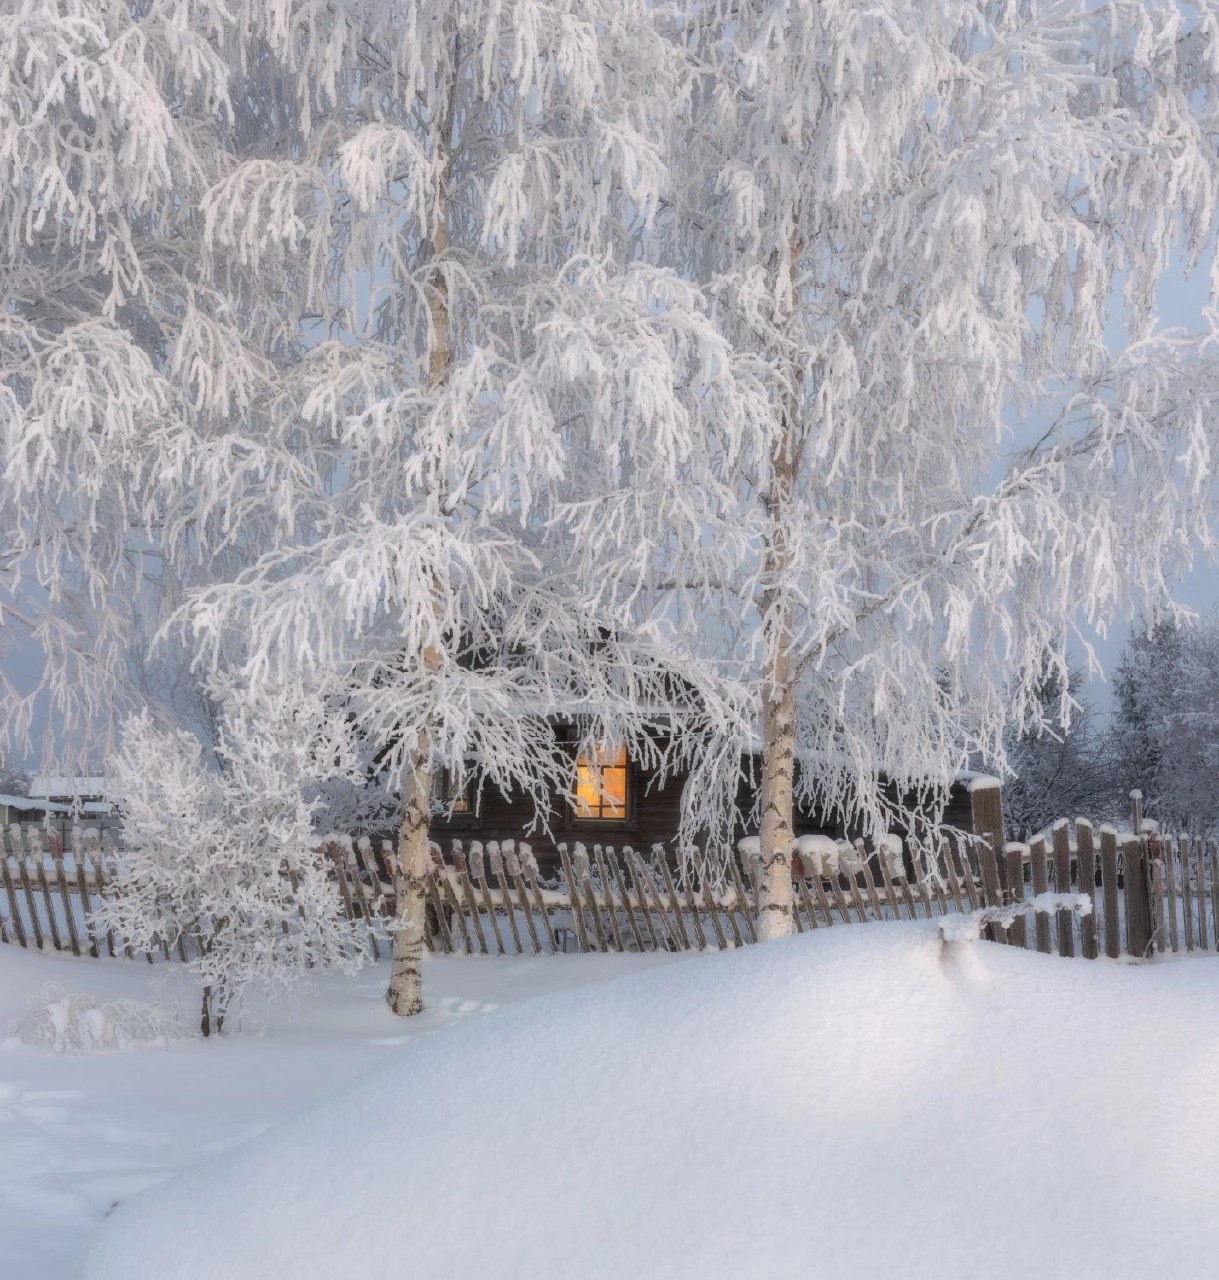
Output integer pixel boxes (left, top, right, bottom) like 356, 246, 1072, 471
431, 752, 977, 870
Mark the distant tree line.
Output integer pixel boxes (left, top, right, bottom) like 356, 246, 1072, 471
1003, 617, 1219, 840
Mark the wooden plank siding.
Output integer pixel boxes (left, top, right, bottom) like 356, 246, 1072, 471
432, 749, 983, 873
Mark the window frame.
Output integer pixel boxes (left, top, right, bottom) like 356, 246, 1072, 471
431, 766, 473, 821
572, 741, 631, 823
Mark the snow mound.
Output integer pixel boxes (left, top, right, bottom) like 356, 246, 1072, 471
87, 925, 1219, 1280
7, 984, 189, 1055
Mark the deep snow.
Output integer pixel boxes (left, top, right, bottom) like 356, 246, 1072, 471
82, 924, 1219, 1280
0, 944, 676, 1278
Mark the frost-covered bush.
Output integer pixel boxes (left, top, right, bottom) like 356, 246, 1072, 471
6, 984, 188, 1055
99, 703, 367, 1035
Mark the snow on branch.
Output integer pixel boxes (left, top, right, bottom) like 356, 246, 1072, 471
939, 894, 1094, 947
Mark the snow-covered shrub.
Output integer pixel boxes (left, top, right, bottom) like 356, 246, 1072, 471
6, 984, 188, 1055
99, 704, 367, 1035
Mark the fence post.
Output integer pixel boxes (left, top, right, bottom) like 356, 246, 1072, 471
1123, 834, 1154, 959
1076, 821, 1099, 960
1051, 822, 1075, 958
969, 782, 1005, 941
969, 781, 1005, 887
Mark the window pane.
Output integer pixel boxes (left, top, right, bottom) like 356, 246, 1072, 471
574, 743, 628, 820
575, 769, 600, 818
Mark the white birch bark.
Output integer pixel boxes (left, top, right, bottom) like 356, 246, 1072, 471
386, 32, 457, 1016
388, 726, 434, 1016
757, 437, 797, 940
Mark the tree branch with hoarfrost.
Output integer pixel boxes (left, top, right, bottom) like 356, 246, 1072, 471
0, 0, 309, 758
548, 0, 1219, 939
137, 2, 739, 1017
100, 697, 366, 1037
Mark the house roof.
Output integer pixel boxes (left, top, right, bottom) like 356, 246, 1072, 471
28, 776, 108, 799
0, 793, 71, 814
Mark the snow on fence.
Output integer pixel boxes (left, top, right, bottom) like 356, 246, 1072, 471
0, 797, 1213, 963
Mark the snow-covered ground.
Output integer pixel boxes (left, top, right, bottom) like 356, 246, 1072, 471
7, 926, 1219, 1278
0, 944, 679, 1279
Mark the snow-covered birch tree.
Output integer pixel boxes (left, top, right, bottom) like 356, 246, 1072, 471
105, 693, 364, 1037
544, 0, 1219, 938
143, 2, 748, 1016
2, 2, 745, 1013
0, 0, 309, 757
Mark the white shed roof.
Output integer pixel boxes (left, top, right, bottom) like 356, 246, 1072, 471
28, 776, 108, 799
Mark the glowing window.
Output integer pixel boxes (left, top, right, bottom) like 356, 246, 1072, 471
433, 768, 469, 814
574, 743, 628, 821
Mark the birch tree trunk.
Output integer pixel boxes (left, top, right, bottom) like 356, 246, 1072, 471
386, 34, 458, 1017
757, 439, 797, 941
388, 726, 435, 1015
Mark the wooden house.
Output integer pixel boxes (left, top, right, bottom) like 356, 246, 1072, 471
427, 727, 982, 869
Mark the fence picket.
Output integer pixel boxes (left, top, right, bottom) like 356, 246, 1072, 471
656, 851, 693, 950
976, 835, 1004, 918
1029, 837, 1052, 955
1004, 844, 1026, 949
488, 845, 521, 954
938, 840, 967, 917
1052, 824, 1075, 959
908, 847, 935, 919
441, 862, 475, 955
1209, 840, 1219, 952
1100, 829, 1121, 959
502, 844, 539, 955
1195, 838, 1210, 952
521, 855, 557, 955
792, 869, 817, 932
557, 845, 589, 955
700, 873, 730, 950
727, 855, 758, 944
1, 835, 28, 948
623, 848, 661, 952
1151, 859, 1168, 956
1123, 836, 1153, 959
580, 863, 611, 952
72, 842, 99, 959
472, 844, 507, 955
827, 867, 856, 925
455, 862, 490, 955
628, 849, 679, 952
1159, 835, 1178, 953
342, 839, 380, 960
592, 846, 627, 953
605, 847, 646, 952
843, 861, 870, 924
51, 846, 81, 957
678, 863, 709, 951
1076, 822, 1099, 960
874, 847, 902, 923
22, 829, 62, 952
856, 853, 885, 923
953, 833, 980, 912
1179, 835, 1196, 951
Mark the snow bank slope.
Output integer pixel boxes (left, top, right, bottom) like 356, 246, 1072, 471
87, 926, 1219, 1280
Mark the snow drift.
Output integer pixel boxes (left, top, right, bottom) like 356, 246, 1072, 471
87, 925, 1219, 1279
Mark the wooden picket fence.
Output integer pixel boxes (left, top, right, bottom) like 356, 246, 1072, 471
1, 811, 1214, 963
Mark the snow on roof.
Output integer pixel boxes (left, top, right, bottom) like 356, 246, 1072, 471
85, 923, 1219, 1280
953, 769, 1002, 793
0, 793, 44, 810
28, 776, 108, 799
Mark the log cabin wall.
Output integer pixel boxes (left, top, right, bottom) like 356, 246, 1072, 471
430, 743, 978, 871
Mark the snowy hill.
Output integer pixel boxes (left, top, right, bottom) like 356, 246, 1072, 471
86, 924, 1219, 1279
